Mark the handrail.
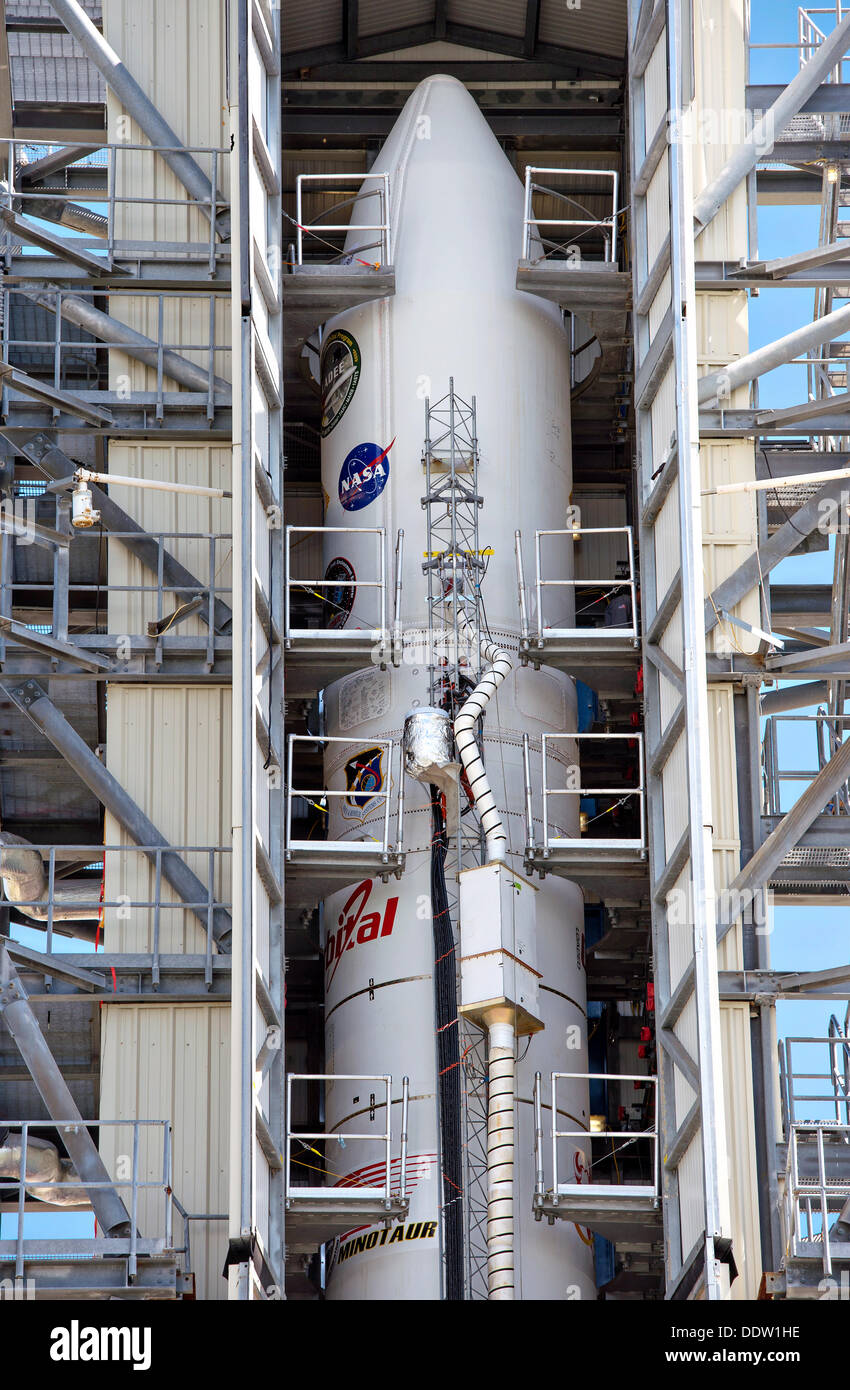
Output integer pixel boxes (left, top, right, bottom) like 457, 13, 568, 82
762, 714, 850, 816
0, 1118, 172, 1281
530, 526, 637, 641
294, 172, 391, 267
535, 731, 646, 850
284, 524, 387, 641
533, 1071, 659, 1199
285, 734, 404, 856
522, 165, 619, 263
285, 1073, 409, 1203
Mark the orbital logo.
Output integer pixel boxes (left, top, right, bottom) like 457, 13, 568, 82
325, 879, 399, 986
338, 439, 394, 512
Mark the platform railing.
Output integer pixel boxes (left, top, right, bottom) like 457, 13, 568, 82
516, 525, 637, 643
524, 731, 646, 852
762, 713, 850, 817
783, 1121, 850, 1276
2, 841, 231, 985
533, 1071, 659, 1200
0, 137, 230, 271
522, 166, 618, 263
284, 524, 387, 641
0, 1118, 172, 1281
285, 734, 404, 857
781, 1034, 850, 1128
293, 172, 391, 267
285, 1073, 409, 1203
1, 284, 230, 421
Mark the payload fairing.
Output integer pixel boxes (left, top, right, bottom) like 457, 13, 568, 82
318, 75, 594, 1300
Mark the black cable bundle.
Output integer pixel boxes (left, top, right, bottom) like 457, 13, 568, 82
430, 784, 465, 1300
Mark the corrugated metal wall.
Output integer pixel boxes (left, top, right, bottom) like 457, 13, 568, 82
99, 0, 233, 1301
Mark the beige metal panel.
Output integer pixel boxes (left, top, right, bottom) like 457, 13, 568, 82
667, 864, 694, 990
643, 34, 668, 140
108, 294, 232, 392
661, 733, 689, 860
653, 468, 680, 596
645, 155, 670, 268
696, 290, 749, 370
105, 0, 230, 242
692, 0, 748, 263
106, 443, 232, 639
677, 1136, 707, 1261
102, 685, 232, 953
648, 269, 672, 337
720, 1003, 762, 1298
702, 441, 760, 654
571, 492, 627, 583
100, 1003, 230, 1301
658, 602, 682, 728
649, 363, 676, 490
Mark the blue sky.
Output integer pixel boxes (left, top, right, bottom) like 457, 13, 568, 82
740, 2, 848, 1072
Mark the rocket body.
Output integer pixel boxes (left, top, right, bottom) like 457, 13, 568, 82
318, 76, 594, 1300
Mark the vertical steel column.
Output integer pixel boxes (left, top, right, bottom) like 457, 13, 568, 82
667, 0, 731, 1300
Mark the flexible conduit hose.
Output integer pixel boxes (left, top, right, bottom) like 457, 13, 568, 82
452, 607, 512, 863
487, 1018, 516, 1299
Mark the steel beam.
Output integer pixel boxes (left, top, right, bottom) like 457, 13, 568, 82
692, 11, 850, 234
10, 432, 232, 634
705, 474, 850, 632
0, 941, 131, 1234
17, 284, 230, 397
3, 680, 233, 949
760, 681, 828, 714
46, 0, 230, 239
718, 732, 850, 939
698, 300, 850, 406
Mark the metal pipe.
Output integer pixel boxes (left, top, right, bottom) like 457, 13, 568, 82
486, 1016, 516, 1299
533, 1071, 544, 1201
399, 1076, 409, 1202
18, 196, 108, 237
75, 467, 231, 500
4, 680, 232, 949
46, 0, 230, 239
453, 605, 513, 863
0, 832, 101, 921
0, 1129, 89, 1206
761, 681, 829, 714
17, 283, 230, 397
12, 433, 232, 634
0, 944, 130, 1234
698, 300, 850, 405
693, 10, 850, 234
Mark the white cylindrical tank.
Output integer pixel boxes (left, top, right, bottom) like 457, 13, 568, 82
318, 75, 595, 1301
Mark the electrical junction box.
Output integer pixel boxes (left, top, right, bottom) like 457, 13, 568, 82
457, 862, 543, 1036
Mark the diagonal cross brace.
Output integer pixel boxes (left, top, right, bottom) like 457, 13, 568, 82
0, 941, 131, 1234
3, 680, 232, 952
718, 731, 850, 941
705, 473, 850, 634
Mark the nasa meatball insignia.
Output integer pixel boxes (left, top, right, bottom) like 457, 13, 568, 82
320, 329, 361, 437
338, 439, 394, 511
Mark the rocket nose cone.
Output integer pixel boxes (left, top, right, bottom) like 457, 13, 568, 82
364, 74, 524, 276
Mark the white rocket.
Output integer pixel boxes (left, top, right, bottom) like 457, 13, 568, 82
318, 75, 594, 1301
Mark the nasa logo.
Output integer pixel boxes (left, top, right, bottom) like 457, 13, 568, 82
342, 746, 384, 820
324, 556, 356, 629
338, 439, 394, 512
325, 880, 399, 984
320, 329, 361, 437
